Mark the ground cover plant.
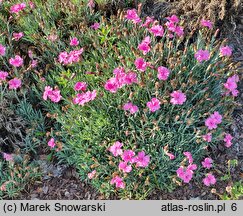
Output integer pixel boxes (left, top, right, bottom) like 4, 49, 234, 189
0, 0, 241, 199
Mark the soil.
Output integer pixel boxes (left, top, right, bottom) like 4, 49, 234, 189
7, 0, 243, 200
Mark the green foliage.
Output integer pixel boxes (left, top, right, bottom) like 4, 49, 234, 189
0, 0, 239, 199
0, 156, 41, 199
220, 159, 239, 181
33, 12, 237, 198
220, 182, 243, 200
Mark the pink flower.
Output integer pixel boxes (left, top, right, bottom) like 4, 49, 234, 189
70, 37, 79, 46
232, 89, 239, 97
121, 150, 135, 163
142, 16, 154, 28
202, 157, 213, 169
104, 77, 119, 93
176, 167, 185, 179
113, 67, 127, 87
174, 26, 184, 37
182, 169, 193, 183
147, 98, 160, 112
224, 133, 233, 148
88, 170, 96, 179
224, 75, 239, 97
134, 58, 148, 72
87, 0, 95, 9
203, 174, 216, 186
90, 23, 100, 30
168, 33, 174, 38
157, 66, 170, 80
10, 3, 26, 14
205, 118, 218, 130
123, 102, 139, 114
129, 105, 139, 114
123, 102, 133, 111
187, 164, 197, 171
231, 74, 239, 83
109, 141, 123, 157
194, 50, 210, 62
3, 153, 13, 161
183, 152, 193, 164
110, 176, 125, 189
0, 71, 8, 81
119, 161, 132, 173
220, 46, 232, 57
73, 90, 96, 106
150, 25, 164, 37
68, 49, 84, 63
113, 67, 125, 75
202, 133, 212, 142
0, 44, 6, 56
201, 19, 213, 29
125, 9, 141, 24
48, 138, 56, 148
177, 167, 193, 183
8, 78, 21, 90
58, 48, 83, 65
205, 111, 222, 130
43, 86, 53, 100
124, 72, 138, 85
167, 15, 179, 23
211, 111, 222, 124
9, 55, 24, 67
49, 89, 62, 103
170, 90, 186, 105
29, 1, 35, 9
13, 32, 24, 41
43, 86, 62, 103
28, 50, 34, 59
58, 51, 68, 64
31, 59, 38, 68
165, 21, 176, 32
105, 67, 137, 93
74, 82, 87, 91
134, 151, 150, 168
138, 36, 151, 55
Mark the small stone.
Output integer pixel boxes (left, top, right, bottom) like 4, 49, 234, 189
64, 191, 70, 197
190, 197, 201, 200
30, 194, 38, 199
42, 186, 49, 194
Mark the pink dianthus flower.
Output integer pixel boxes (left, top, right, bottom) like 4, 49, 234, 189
150, 25, 164, 37
9, 55, 24, 67
203, 174, 216, 186
134, 151, 150, 168
157, 66, 170, 81
70, 37, 79, 46
147, 98, 160, 112
109, 141, 123, 157
170, 90, 186, 105
48, 138, 56, 148
8, 78, 21, 90
220, 46, 232, 57
125, 9, 141, 24
202, 157, 213, 169
195, 50, 210, 63
224, 133, 233, 148
201, 19, 213, 29
110, 176, 125, 189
